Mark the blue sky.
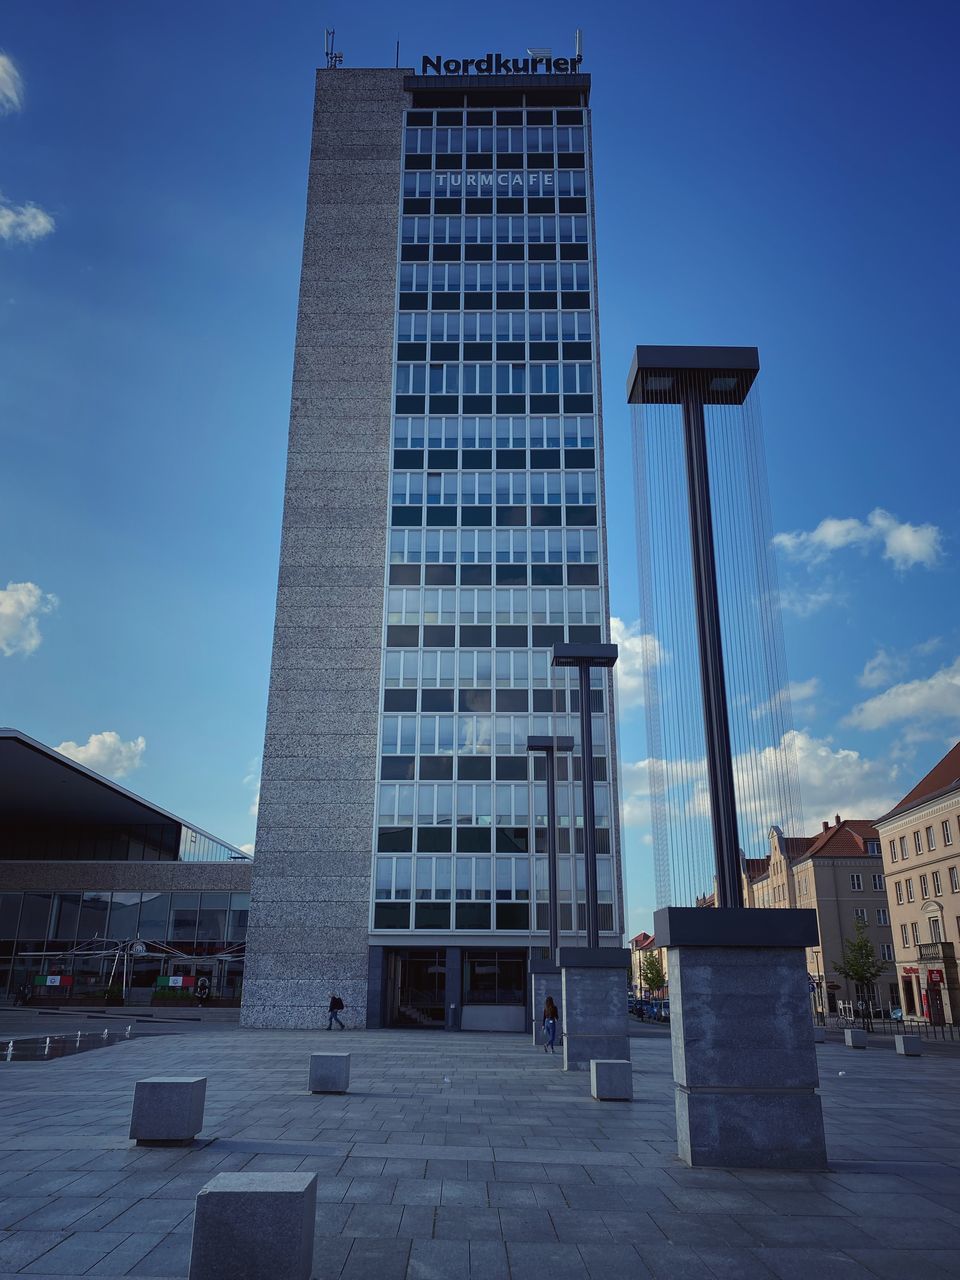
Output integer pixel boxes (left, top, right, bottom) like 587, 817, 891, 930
1, 1, 958, 935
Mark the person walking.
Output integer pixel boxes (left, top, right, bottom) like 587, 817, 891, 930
327, 994, 345, 1030
542, 996, 559, 1054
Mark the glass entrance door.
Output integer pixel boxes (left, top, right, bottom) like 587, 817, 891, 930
387, 949, 446, 1027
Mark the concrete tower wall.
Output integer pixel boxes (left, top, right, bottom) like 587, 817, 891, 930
242, 69, 408, 1028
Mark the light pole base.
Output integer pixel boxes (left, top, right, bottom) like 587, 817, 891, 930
558, 947, 631, 1072
656, 907, 827, 1169
530, 961, 561, 1048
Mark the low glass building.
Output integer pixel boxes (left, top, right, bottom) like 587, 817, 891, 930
0, 728, 252, 1001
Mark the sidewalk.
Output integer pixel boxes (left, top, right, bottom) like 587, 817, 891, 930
0, 1025, 959, 1278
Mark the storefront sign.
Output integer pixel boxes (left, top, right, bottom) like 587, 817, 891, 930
422, 53, 583, 77
903, 966, 919, 975
927, 969, 945, 986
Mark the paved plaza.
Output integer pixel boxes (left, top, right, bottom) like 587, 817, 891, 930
0, 1017, 959, 1279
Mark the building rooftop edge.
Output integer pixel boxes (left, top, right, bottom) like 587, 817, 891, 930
0, 727, 251, 860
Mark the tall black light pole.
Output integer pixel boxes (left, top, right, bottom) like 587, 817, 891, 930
551, 643, 618, 949
526, 735, 574, 960
627, 346, 758, 909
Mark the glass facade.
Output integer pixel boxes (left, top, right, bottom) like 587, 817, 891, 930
0, 890, 250, 997
370, 96, 621, 945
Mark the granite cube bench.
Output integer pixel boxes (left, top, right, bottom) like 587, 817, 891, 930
129, 1077, 206, 1146
844, 1029, 868, 1049
590, 1058, 633, 1101
189, 1171, 317, 1280
895, 1034, 922, 1056
308, 1052, 350, 1093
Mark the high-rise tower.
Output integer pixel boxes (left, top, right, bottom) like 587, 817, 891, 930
242, 55, 624, 1030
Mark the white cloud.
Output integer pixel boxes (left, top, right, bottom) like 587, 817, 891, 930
621, 729, 899, 836
774, 508, 942, 571
0, 195, 55, 244
753, 677, 820, 720
0, 52, 23, 115
779, 584, 836, 617
859, 638, 942, 690
239, 843, 255, 855
0, 581, 58, 656
56, 731, 146, 779
609, 616, 663, 711
244, 765, 261, 817
846, 655, 960, 731
859, 648, 901, 690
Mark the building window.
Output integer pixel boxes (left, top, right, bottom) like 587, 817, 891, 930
933, 871, 943, 896
920, 874, 929, 899
850, 874, 863, 891
867, 840, 880, 856
872, 873, 884, 891
890, 840, 898, 863
374, 857, 412, 901
895, 881, 904, 904
950, 866, 960, 893
415, 856, 452, 901
930, 916, 943, 943
455, 856, 492, 900
877, 907, 889, 925
900, 923, 910, 947
899, 835, 908, 860
911, 922, 921, 945
943, 820, 953, 847
906, 879, 915, 902
378, 784, 415, 827
880, 943, 894, 962
926, 826, 937, 851
914, 830, 923, 855
854, 907, 867, 923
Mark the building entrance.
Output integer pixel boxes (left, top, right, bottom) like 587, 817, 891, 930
386, 949, 446, 1028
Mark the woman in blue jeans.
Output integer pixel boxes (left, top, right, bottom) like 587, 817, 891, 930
542, 996, 559, 1054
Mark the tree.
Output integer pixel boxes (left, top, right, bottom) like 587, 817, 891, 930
641, 951, 667, 998
833, 919, 887, 1028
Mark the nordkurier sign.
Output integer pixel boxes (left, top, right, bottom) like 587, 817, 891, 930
421, 53, 583, 76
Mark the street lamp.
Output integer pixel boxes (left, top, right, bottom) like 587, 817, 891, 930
627, 347, 758, 909
551, 642, 618, 950
526, 734, 574, 960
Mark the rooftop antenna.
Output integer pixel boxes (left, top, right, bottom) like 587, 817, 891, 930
324, 29, 343, 70
575, 28, 583, 63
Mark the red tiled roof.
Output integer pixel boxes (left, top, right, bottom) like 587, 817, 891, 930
882, 741, 960, 821
743, 856, 771, 882
802, 819, 879, 859
630, 931, 654, 948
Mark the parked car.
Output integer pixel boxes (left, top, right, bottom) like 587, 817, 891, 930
648, 999, 670, 1022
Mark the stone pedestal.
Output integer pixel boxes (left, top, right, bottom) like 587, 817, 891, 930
189, 1172, 317, 1280
308, 1053, 350, 1093
590, 1059, 633, 1100
530, 961, 561, 1048
813, 1026, 825, 1043
895, 1034, 921, 1056
558, 947, 631, 1072
656, 907, 826, 1170
844, 1029, 867, 1049
130, 1077, 206, 1146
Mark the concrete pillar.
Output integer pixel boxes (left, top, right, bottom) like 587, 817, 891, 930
365, 946, 386, 1029
558, 947, 631, 1071
445, 946, 462, 1032
656, 907, 826, 1170
530, 961, 561, 1048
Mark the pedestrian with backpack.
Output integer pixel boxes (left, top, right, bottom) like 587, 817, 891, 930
327, 994, 345, 1030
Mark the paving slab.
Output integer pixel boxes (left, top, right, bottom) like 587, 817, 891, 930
0, 1027, 958, 1276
